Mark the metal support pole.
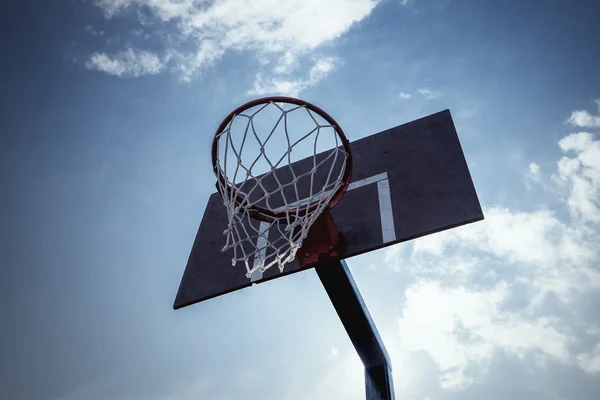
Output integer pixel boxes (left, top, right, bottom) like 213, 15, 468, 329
315, 260, 395, 400
365, 364, 395, 400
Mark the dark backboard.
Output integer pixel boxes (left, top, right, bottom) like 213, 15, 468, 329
174, 110, 483, 309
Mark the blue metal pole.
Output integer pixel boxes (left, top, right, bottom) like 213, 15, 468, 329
315, 260, 395, 400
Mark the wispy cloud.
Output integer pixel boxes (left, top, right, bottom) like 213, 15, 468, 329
248, 57, 339, 97
168, 40, 224, 83
526, 162, 541, 182
85, 48, 165, 77
90, 0, 378, 89
554, 131, 600, 223
84, 25, 104, 36
417, 88, 443, 100
273, 52, 298, 75
399, 92, 412, 99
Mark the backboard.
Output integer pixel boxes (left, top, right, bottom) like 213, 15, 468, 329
174, 109, 483, 309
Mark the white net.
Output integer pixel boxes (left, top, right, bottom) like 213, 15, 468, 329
214, 100, 350, 278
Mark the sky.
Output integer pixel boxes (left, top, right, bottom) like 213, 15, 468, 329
2, 0, 600, 399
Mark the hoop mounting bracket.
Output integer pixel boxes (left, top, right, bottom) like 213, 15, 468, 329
297, 211, 340, 267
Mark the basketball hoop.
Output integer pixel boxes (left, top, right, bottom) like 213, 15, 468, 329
212, 96, 352, 278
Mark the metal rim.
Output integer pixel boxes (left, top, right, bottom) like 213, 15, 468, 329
211, 96, 353, 222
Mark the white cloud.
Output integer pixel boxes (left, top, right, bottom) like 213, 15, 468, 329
85, 25, 104, 36
554, 132, 600, 223
567, 103, 600, 128
94, 0, 134, 17
527, 162, 541, 182
567, 111, 600, 128
309, 57, 338, 81
85, 48, 165, 77
91, 0, 378, 85
273, 52, 298, 75
248, 57, 339, 97
398, 281, 570, 389
559, 131, 595, 153
247, 75, 305, 97
417, 88, 443, 100
399, 92, 412, 99
391, 209, 598, 389
168, 40, 225, 82
411, 206, 600, 306
577, 344, 600, 374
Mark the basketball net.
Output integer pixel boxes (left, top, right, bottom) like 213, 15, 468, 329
213, 98, 351, 278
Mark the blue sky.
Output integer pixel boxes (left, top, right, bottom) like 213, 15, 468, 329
2, 0, 600, 399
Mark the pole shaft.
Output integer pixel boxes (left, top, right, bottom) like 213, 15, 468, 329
315, 260, 395, 400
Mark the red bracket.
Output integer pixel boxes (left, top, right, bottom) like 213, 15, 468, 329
297, 211, 340, 267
